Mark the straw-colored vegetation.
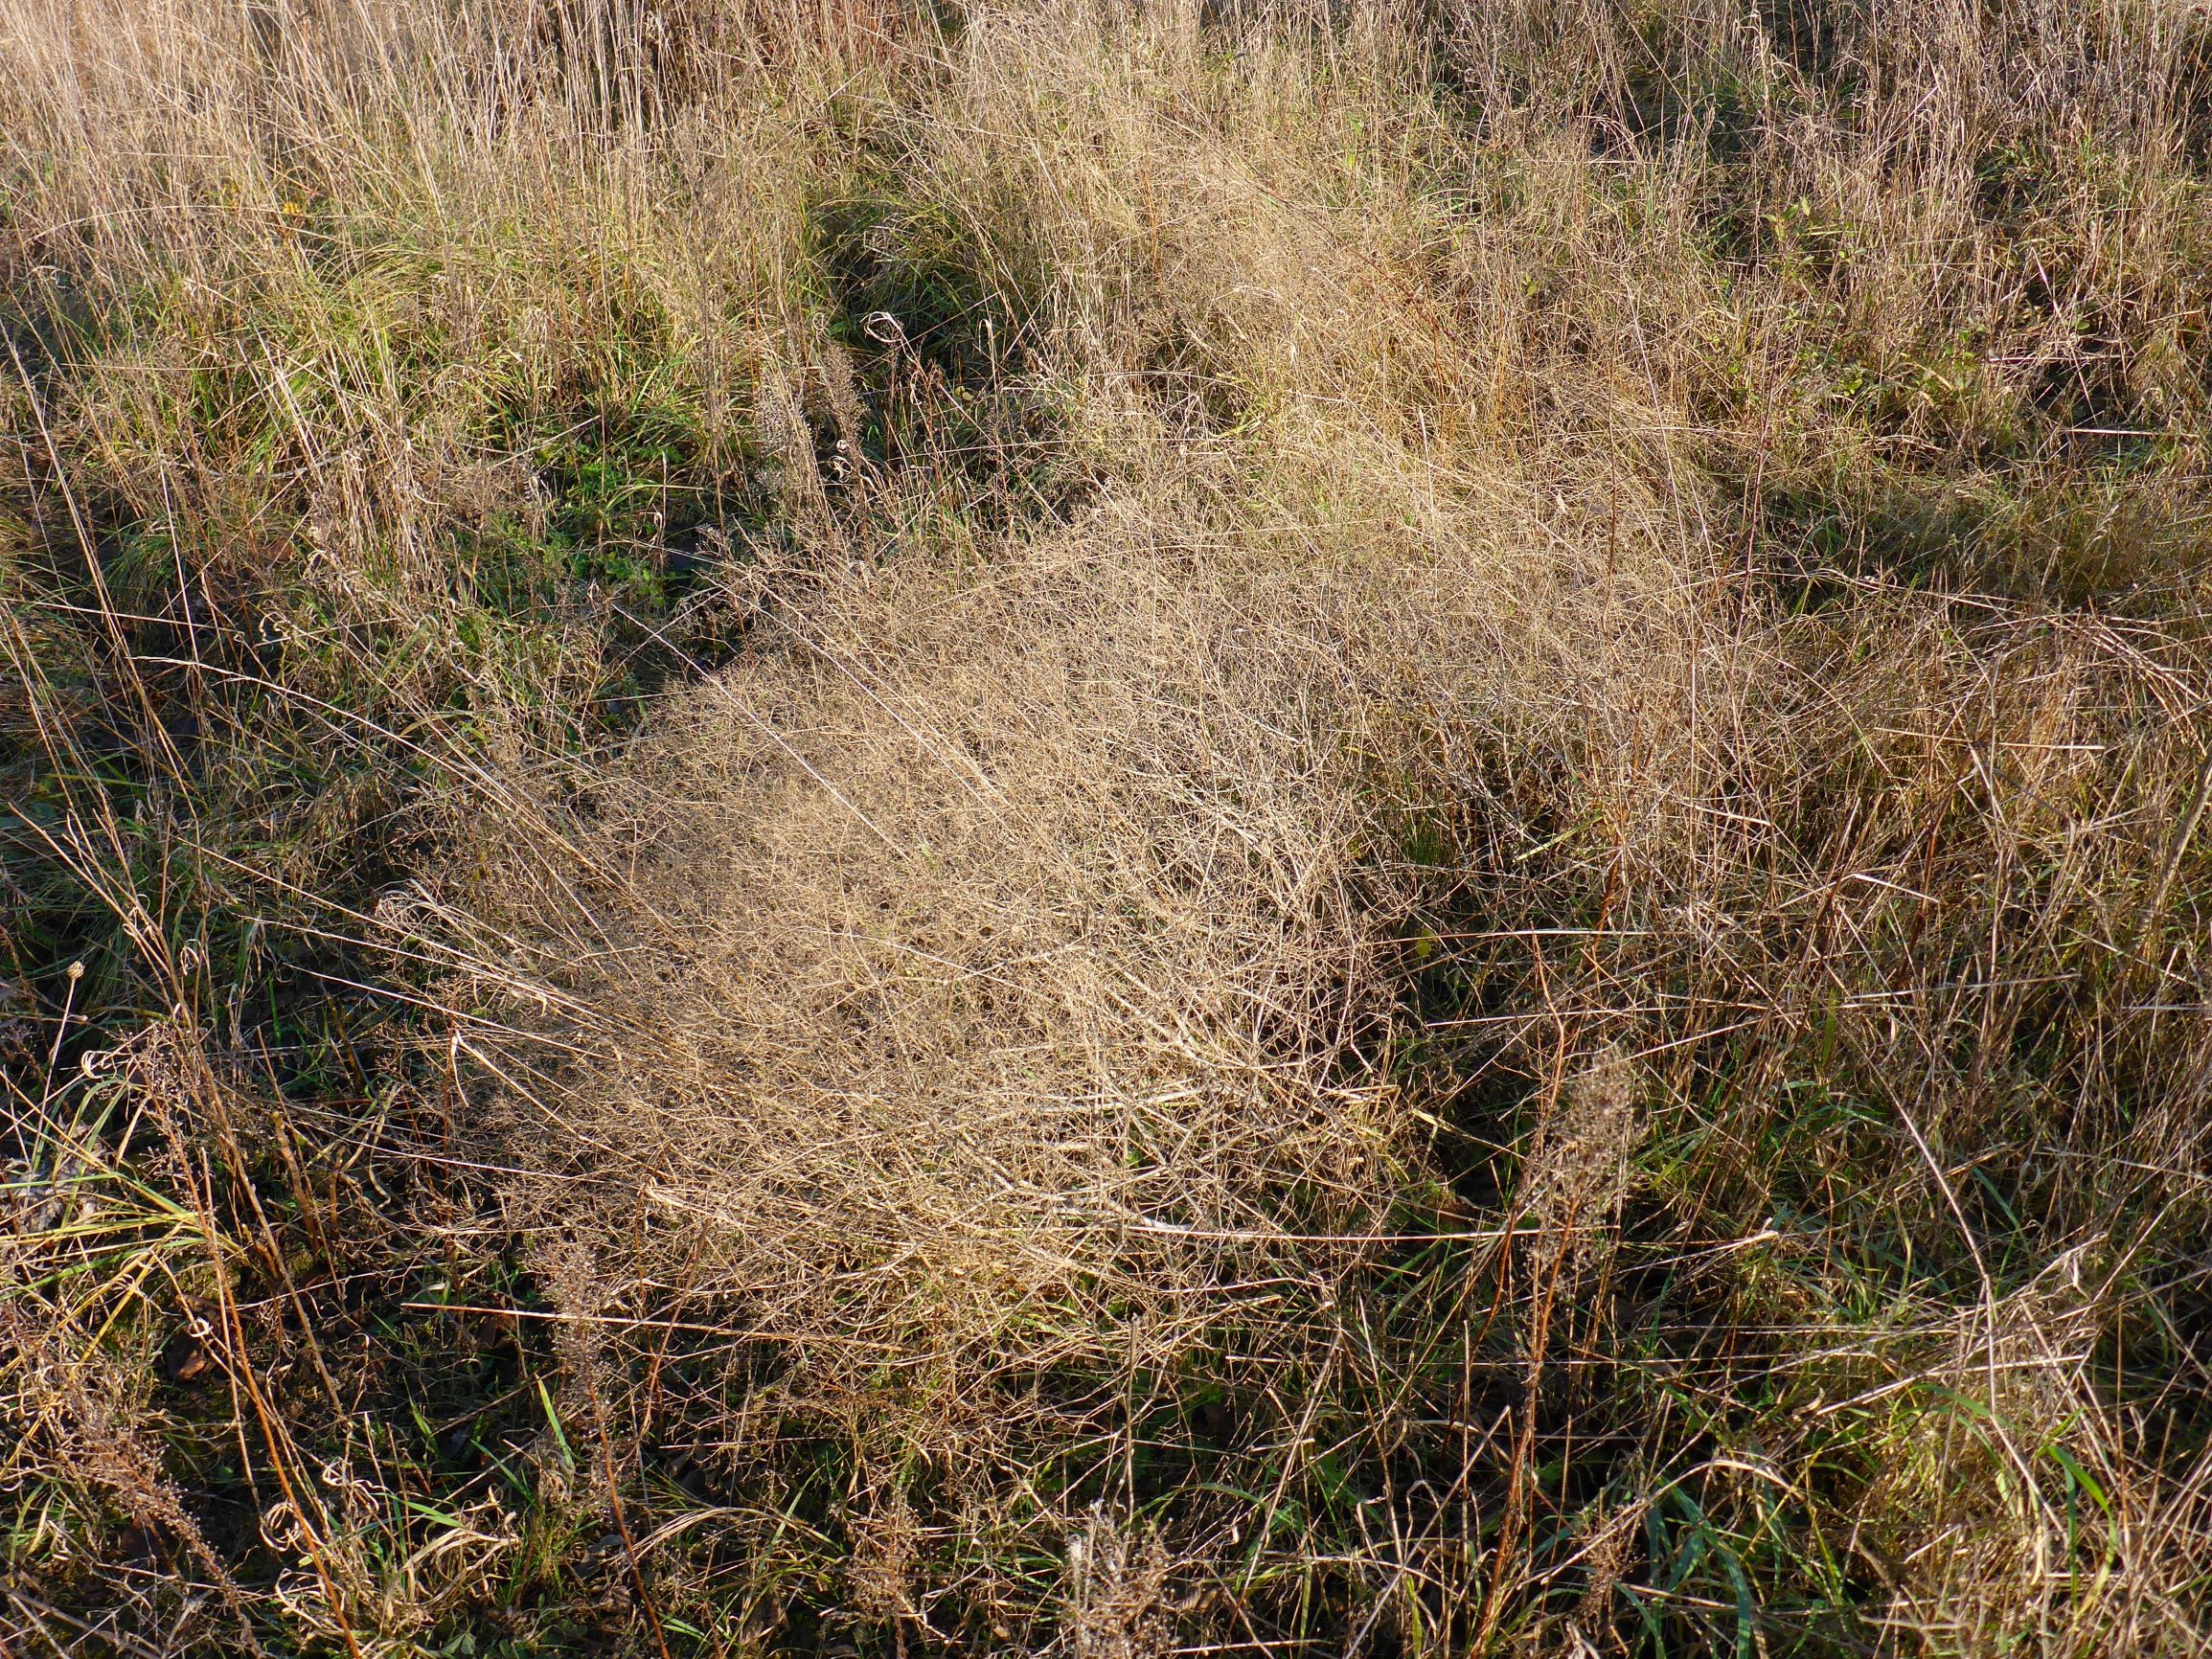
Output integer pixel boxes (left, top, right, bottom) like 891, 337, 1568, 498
6, 0, 2212, 1651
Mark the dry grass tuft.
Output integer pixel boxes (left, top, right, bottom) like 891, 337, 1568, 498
485, 511, 1446, 1363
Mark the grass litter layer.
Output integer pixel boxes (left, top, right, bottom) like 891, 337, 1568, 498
6, 0, 2212, 1652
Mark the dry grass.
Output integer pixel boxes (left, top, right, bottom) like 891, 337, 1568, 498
5, 0, 2212, 1652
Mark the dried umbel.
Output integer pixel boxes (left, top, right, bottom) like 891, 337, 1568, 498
0, 1303, 246, 1617
1565, 1485, 1646, 1654
753, 357, 826, 520
846, 1489, 922, 1625
1525, 1045, 1645, 1265
809, 338, 868, 465
1063, 1508, 1172, 1659
534, 1237, 618, 1511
